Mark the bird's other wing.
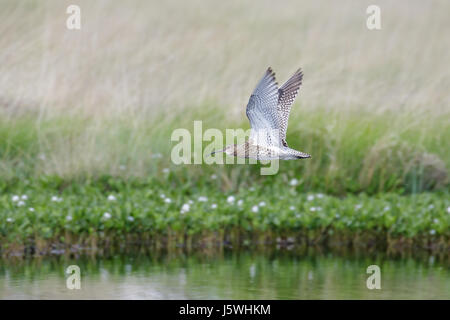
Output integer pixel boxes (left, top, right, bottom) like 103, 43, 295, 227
277, 68, 303, 147
246, 67, 281, 147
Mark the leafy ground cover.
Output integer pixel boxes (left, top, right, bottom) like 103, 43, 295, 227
1, 178, 448, 256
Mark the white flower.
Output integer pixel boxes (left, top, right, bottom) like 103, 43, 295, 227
316, 193, 324, 199
227, 196, 235, 204
289, 206, 296, 211
249, 187, 255, 192
29, 208, 35, 212
12, 195, 19, 202
181, 203, 190, 213
237, 199, 244, 206
160, 194, 166, 199
164, 198, 172, 204
198, 196, 208, 202
17, 201, 25, 207
107, 194, 117, 201
310, 207, 317, 212
295, 213, 302, 219
428, 204, 435, 210
251, 205, 259, 213
127, 216, 135, 222
307, 195, 314, 201
289, 178, 299, 186
103, 212, 112, 220
162, 168, 170, 173
66, 215, 73, 221
259, 201, 266, 207
447, 206, 450, 214
429, 229, 436, 235
355, 204, 362, 210
188, 200, 194, 205
6, 217, 13, 223
51, 196, 63, 202
433, 218, 439, 224
384, 206, 390, 211
21, 195, 28, 200
335, 214, 340, 219
211, 203, 218, 209
211, 174, 217, 180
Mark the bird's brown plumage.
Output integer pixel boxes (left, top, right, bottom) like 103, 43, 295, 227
277, 69, 303, 147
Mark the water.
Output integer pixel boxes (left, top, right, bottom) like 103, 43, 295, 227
0, 249, 448, 299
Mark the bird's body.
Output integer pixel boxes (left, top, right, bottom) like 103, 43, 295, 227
215, 67, 311, 160
230, 141, 310, 160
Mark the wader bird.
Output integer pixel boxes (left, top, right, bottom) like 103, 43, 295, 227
214, 67, 311, 160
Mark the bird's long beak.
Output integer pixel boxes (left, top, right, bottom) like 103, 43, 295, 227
210, 148, 225, 156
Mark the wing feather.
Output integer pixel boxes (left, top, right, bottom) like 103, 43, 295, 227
277, 68, 303, 147
245, 67, 280, 147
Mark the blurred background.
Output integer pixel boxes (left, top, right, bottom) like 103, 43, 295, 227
0, 0, 448, 193
0, 0, 448, 299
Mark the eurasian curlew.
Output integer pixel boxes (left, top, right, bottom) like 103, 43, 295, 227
214, 67, 311, 160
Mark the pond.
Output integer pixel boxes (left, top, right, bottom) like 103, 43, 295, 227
0, 249, 448, 299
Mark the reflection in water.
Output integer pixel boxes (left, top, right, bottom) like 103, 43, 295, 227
0, 249, 448, 299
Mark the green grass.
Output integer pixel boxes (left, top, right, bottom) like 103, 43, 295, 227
0, 110, 448, 195
1, 177, 448, 256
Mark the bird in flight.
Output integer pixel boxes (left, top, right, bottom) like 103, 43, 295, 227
214, 67, 311, 160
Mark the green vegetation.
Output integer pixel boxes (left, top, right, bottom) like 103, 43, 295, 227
1, 178, 448, 256
0, 111, 448, 195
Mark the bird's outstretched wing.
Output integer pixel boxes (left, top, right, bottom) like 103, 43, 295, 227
246, 67, 281, 147
277, 68, 303, 147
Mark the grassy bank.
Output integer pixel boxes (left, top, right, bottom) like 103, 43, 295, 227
1, 178, 448, 256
